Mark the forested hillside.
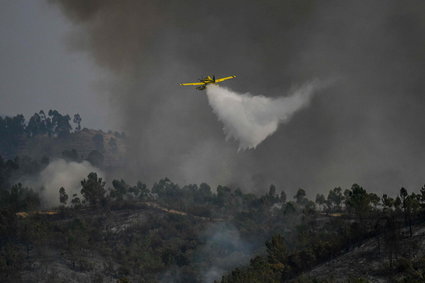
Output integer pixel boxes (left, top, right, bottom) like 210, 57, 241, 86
1, 112, 425, 282
0, 111, 126, 168
2, 150, 425, 282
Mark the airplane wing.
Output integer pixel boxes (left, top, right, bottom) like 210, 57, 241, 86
215, 75, 236, 83
179, 82, 205, 86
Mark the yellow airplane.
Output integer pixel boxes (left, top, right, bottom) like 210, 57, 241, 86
179, 75, 236, 90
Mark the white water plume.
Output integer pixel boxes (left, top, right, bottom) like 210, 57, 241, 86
206, 80, 325, 150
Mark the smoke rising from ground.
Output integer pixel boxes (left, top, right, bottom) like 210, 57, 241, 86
206, 81, 323, 150
197, 223, 253, 283
24, 159, 103, 208
159, 223, 253, 283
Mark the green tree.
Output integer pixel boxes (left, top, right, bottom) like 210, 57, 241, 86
110, 179, 129, 201
26, 112, 42, 137
1, 184, 40, 212
80, 172, 106, 207
133, 181, 150, 201
327, 187, 344, 212
266, 235, 287, 272
280, 190, 287, 203
152, 178, 181, 201
283, 202, 297, 215
268, 185, 277, 198
419, 184, 425, 208
294, 188, 307, 205
70, 194, 81, 208
394, 196, 402, 212
73, 114, 82, 131
48, 110, 72, 138
194, 182, 212, 203
303, 200, 316, 216
59, 187, 69, 205
382, 194, 394, 212
405, 193, 420, 237
216, 185, 233, 208
368, 193, 380, 209
400, 187, 409, 229
345, 184, 371, 220
315, 193, 326, 211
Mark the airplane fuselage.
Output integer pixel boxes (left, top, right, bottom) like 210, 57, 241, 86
200, 76, 215, 84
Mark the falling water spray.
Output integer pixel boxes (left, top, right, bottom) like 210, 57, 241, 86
206, 80, 325, 150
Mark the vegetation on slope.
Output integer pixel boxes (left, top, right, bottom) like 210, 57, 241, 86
1, 112, 425, 282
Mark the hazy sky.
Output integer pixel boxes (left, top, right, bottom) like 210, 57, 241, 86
0, 0, 112, 130
3, 1, 425, 196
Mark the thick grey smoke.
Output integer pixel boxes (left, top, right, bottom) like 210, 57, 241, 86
206, 81, 322, 150
23, 159, 103, 208
50, 0, 425, 195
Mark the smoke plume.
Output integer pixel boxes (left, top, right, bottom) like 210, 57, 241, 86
50, 0, 425, 195
197, 223, 254, 283
24, 159, 103, 208
206, 81, 323, 150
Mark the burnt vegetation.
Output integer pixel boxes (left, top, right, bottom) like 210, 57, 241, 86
1, 161, 425, 281
1, 113, 425, 282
